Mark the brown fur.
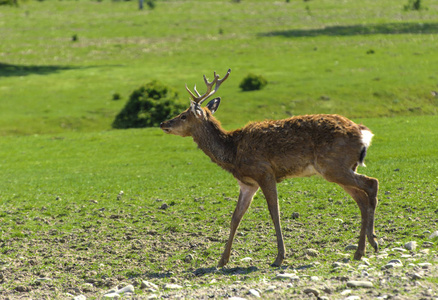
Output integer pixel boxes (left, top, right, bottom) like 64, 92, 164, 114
161, 85, 379, 268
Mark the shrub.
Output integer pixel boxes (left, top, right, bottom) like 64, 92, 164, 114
146, 0, 156, 9
404, 0, 422, 11
0, 0, 18, 6
112, 80, 185, 129
112, 92, 121, 100
239, 73, 268, 91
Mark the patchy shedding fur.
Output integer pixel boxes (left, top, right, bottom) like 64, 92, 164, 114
174, 111, 372, 185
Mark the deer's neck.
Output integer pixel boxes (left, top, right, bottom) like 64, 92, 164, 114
191, 118, 236, 168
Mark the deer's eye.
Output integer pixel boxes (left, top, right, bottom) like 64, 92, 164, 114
181, 115, 187, 120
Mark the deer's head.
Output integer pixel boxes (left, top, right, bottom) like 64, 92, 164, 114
160, 69, 231, 137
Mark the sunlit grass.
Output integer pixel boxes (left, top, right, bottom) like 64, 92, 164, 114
1, 0, 437, 135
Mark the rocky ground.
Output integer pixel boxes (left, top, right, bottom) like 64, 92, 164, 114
1, 193, 437, 300
1, 236, 437, 299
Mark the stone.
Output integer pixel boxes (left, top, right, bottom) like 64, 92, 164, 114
15, 285, 29, 292
141, 281, 159, 290
332, 261, 350, 269
361, 257, 371, 266
248, 289, 261, 298
412, 273, 423, 280
117, 284, 134, 294
420, 249, 430, 255
392, 247, 407, 252
106, 288, 118, 294
164, 283, 183, 290
345, 244, 358, 251
305, 249, 319, 257
382, 259, 403, 270
74, 296, 87, 300
429, 231, 438, 239
345, 296, 361, 300
347, 280, 374, 288
275, 273, 299, 281
303, 288, 320, 297
240, 257, 252, 262
103, 293, 120, 298
340, 289, 352, 295
82, 283, 94, 293
388, 259, 403, 266
265, 285, 276, 292
423, 241, 434, 248
418, 262, 432, 268
36, 277, 52, 282
322, 286, 333, 294
341, 257, 350, 263
184, 254, 194, 263
404, 241, 417, 250
296, 263, 316, 270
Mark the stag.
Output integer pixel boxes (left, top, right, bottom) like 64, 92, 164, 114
160, 69, 379, 267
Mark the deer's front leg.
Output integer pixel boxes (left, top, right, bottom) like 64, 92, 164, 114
218, 181, 258, 268
259, 176, 285, 267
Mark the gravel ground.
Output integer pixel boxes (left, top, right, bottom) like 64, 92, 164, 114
2, 236, 437, 299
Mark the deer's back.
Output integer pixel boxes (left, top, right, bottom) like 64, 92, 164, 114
231, 114, 367, 183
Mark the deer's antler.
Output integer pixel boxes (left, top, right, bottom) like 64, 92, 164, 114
186, 69, 231, 105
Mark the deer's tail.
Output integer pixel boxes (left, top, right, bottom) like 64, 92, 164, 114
359, 127, 374, 167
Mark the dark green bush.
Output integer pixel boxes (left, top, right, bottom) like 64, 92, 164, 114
112, 92, 121, 100
239, 73, 268, 91
0, 0, 18, 6
112, 80, 185, 129
404, 0, 422, 10
146, 0, 156, 9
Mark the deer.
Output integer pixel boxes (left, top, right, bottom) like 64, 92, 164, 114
160, 69, 379, 267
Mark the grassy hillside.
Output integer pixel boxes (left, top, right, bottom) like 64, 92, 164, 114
1, 0, 438, 135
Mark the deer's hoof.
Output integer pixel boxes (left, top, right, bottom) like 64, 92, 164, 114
270, 257, 284, 267
372, 241, 379, 253
217, 258, 227, 268
368, 233, 379, 253
353, 250, 364, 260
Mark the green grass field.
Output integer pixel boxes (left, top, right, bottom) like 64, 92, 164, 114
1, 0, 437, 299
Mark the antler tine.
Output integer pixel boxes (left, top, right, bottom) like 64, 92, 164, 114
186, 69, 231, 105
197, 72, 219, 105
193, 85, 202, 97
185, 84, 199, 101
214, 68, 231, 90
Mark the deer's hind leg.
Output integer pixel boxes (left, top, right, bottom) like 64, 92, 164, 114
321, 169, 379, 260
258, 174, 285, 267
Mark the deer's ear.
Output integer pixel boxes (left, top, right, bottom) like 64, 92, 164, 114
206, 97, 221, 114
190, 101, 204, 119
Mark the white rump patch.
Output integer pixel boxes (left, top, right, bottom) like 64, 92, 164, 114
361, 130, 374, 148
